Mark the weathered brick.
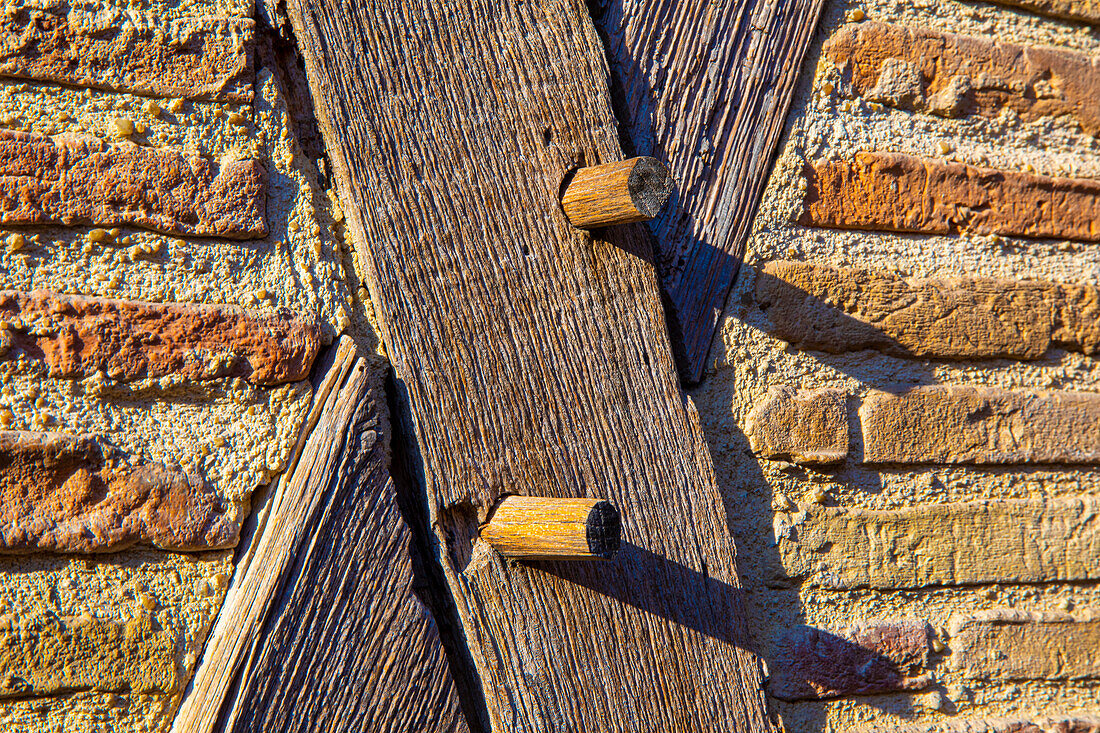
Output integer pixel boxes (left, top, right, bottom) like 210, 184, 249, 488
746, 386, 848, 464
774, 496, 1100, 589
0, 610, 178, 697
0, 430, 237, 552
0, 129, 266, 238
0, 289, 320, 385
801, 152, 1100, 242
861, 386, 1100, 464
769, 620, 930, 700
990, 0, 1100, 23
0, 3, 253, 102
951, 608, 1100, 680
755, 261, 1100, 359
823, 21, 1100, 134
857, 714, 1100, 732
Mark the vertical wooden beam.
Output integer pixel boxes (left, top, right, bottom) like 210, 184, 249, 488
284, 1, 773, 731
590, 0, 828, 381
171, 339, 469, 733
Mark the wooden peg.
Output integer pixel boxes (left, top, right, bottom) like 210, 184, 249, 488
560, 157, 672, 229
481, 496, 621, 560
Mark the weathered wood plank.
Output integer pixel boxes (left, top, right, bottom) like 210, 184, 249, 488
285, 1, 773, 731
171, 339, 468, 733
590, 0, 827, 381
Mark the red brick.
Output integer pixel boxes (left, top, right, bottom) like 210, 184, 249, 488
0, 4, 253, 102
824, 20, 1100, 134
802, 152, 1100, 242
0, 129, 267, 238
0, 430, 237, 552
769, 620, 931, 700
0, 289, 320, 385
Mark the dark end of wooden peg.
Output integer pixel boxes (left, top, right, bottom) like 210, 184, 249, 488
585, 500, 622, 559
626, 157, 673, 219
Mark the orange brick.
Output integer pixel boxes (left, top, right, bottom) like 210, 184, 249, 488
0, 4, 254, 102
802, 152, 1100, 242
861, 386, 1100, 464
755, 261, 1100, 359
0, 129, 267, 238
951, 609, 1100, 680
824, 20, 1100, 134
746, 386, 848, 464
0, 430, 236, 552
0, 290, 320, 385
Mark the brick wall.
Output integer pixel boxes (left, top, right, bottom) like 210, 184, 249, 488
693, 0, 1100, 729
0, 0, 363, 730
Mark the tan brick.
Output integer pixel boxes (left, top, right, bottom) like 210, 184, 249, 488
951, 609, 1100, 680
861, 386, 1100, 464
0, 289, 320, 385
769, 620, 930, 700
0, 129, 267, 238
755, 261, 1100, 359
0, 430, 237, 553
774, 496, 1100, 589
801, 152, 1100, 242
857, 714, 1100, 732
0, 610, 178, 697
746, 386, 848, 464
990, 0, 1100, 24
0, 3, 253, 102
823, 21, 1100, 134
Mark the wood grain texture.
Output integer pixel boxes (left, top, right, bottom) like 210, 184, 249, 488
285, 0, 773, 731
590, 0, 827, 381
172, 339, 468, 733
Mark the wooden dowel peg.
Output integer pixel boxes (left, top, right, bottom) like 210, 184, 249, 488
560, 157, 673, 229
481, 496, 622, 560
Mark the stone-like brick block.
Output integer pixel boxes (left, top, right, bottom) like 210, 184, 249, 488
951, 608, 1100, 680
0, 129, 267, 238
991, 0, 1100, 23
857, 714, 1100, 732
823, 21, 1100, 134
801, 152, 1100, 242
0, 430, 237, 552
769, 620, 931, 700
746, 386, 848, 464
0, 3, 254, 102
755, 261, 1100, 359
0, 611, 177, 697
774, 496, 1100, 589
860, 386, 1100, 464
0, 289, 320, 385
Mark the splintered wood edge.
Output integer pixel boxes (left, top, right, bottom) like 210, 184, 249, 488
481, 496, 622, 560
561, 157, 672, 229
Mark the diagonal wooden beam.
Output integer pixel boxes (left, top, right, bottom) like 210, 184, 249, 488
171, 339, 470, 733
285, 0, 773, 730
590, 0, 828, 382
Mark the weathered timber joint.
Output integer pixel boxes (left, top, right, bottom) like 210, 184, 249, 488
561, 157, 673, 229
481, 496, 622, 560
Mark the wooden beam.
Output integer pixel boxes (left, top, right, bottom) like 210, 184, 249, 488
590, 0, 828, 381
284, 1, 774, 731
171, 338, 469, 733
